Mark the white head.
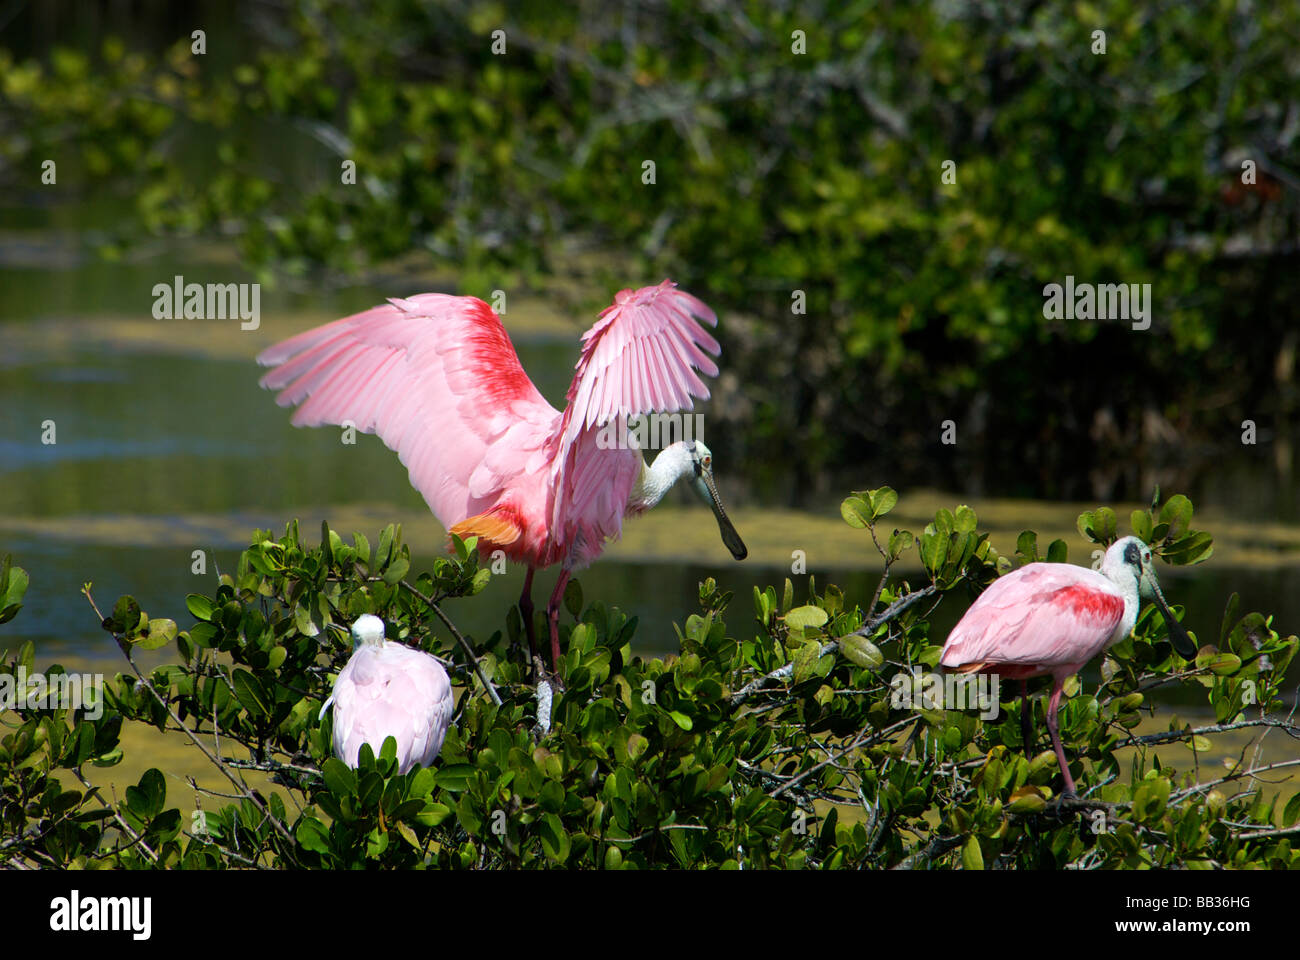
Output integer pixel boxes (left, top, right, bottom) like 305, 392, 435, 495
1101, 536, 1196, 658
637, 439, 747, 560
351, 614, 387, 647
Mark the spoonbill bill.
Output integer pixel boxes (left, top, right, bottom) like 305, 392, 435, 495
940, 536, 1197, 798
258, 280, 747, 671
320, 614, 455, 772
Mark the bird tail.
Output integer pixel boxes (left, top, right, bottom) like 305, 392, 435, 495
449, 505, 524, 554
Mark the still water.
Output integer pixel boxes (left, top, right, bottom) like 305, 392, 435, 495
1, 246, 1299, 684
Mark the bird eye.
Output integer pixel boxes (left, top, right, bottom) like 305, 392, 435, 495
703, 455, 711, 467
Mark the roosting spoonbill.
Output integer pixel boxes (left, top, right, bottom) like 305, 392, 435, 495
258, 280, 747, 672
320, 614, 456, 773
940, 536, 1197, 798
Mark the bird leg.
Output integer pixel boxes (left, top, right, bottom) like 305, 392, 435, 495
546, 569, 572, 675
1045, 680, 1078, 799
1020, 680, 1033, 752
519, 567, 537, 675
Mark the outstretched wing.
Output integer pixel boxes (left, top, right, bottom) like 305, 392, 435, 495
258, 295, 560, 530
940, 564, 1125, 674
549, 280, 721, 565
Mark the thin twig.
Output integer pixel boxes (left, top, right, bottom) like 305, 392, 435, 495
83, 587, 295, 845
400, 580, 503, 707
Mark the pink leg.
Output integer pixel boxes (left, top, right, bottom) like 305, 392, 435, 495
519, 567, 536, 666
1045, 679, 1078, 798
546, 569, 571, 671
1020, 680, 1034, 752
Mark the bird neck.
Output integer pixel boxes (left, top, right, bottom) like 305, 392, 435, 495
1100, 555, 1141, 643
628, 442, 695, 510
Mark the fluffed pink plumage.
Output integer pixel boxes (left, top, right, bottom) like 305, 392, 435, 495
259, 280, 744, 670
323, 615, 455, 773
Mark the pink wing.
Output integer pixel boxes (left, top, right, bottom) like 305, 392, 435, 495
257, 295, 561, 532
548, 281, 720, 566
940, 564, 1126, 675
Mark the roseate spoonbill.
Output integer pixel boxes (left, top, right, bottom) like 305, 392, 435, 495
320, 614, 455, 772
258, 280, 747, 672
940, 536, 1196, 798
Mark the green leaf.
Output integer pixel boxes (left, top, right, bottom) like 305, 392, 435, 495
134, 617, 176, 650
296, 816, 330, 855
1132, 777, 1171, 823
321, 758, 356, 798
1283, 792, 1300, 828
1164, 531, 1213, 566
0, 561, 29, 624
539, 813, 570, 863
962, 835, 984, 870
382, 557, 410, 585
564, 578, 583, 617
838, 634, 884, 669
1219, 593, 1241, 644
231, 669, 270, 717
294, 603, 320, 638
1007, 786, 1048, 814
887, 529, 914, 561
107, 595, 142, 634
920, 533, 946, 574
840, 495, 871, 529
869, 487, 898, 519
353, 531, 372, 569
415, 801, 452, 827
125, 768, 165, 821
435, 764, 477, 792
785, 605, 829, 631
1159, 495, 1194, 541
667, 710, 694, 731
1015, 531, 1039, 563
1203, 653, 1242, 676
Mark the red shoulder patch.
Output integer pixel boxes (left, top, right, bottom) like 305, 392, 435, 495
459, 299, 538, 406
1055, 584, 1123, 624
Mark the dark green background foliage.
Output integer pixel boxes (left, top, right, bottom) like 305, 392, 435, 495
2, 1, 1296, 500
1, 493, 1296, 868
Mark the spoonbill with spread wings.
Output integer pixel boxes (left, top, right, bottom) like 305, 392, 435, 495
258, 281, 747, 672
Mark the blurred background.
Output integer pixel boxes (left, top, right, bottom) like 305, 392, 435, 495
2, 0, 1298, 667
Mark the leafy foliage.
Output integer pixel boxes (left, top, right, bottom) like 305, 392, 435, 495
0, 491, 1296, 869
3, 1, 1297, 497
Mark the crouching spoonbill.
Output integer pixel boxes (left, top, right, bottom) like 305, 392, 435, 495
258, 281, 747, 673
321, 614, 456, 772
940, 536, 1197, 798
